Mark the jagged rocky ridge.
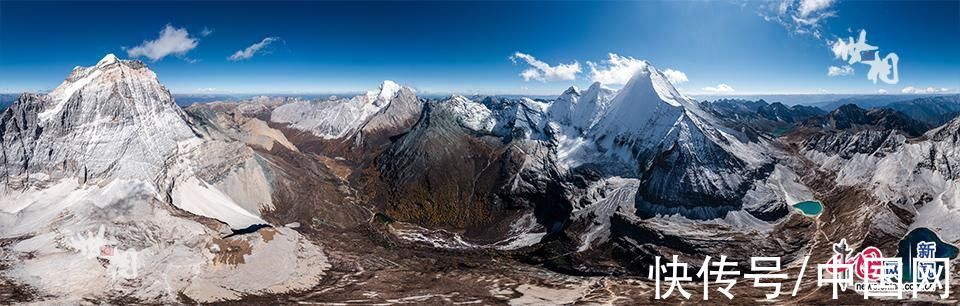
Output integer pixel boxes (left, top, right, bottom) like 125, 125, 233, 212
0, 55, 197, 185
0, 55, 332, 303
375, 95, 568, 242
254, 61, 819, 267
553, 63, 796, 222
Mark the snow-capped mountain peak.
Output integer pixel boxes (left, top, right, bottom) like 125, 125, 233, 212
96, 53, 120, 66
551, 60, 785, 221
591, 62, 694, 149
1, 54, 272, 230
549, 86, 580, 126
272, 80, 417, 139
586, 81, 606, 91
42, 54, 171, 122
549, 82, 615, 132
12, 54, 195, 181
612, 62, 685, 108
366, 80, 403, 107
572, 81, 615, 130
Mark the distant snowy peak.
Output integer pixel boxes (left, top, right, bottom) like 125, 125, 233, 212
477, 97, 552, 140
572, 82, 615, 131
550, 82, 615, 132
445, 95, 497, 132
355, 86, 424, 145
270, 80, 417, 139
372, 80, 403, 104
361, 80, 405, 109
549, 87, 580, 126
581, 81, 612, 100
562, 86, 581, 96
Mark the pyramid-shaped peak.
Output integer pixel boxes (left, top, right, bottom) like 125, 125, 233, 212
97, 53, 119, 66
587, 81, 605, 91
373, 80, 402, 102
615, 61, 686, 108
41, 54, 172, 122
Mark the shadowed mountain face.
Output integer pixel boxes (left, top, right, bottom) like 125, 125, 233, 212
564, 64, 790, 222
781, 104, 933, 161
884, 95, 960, 126
702, 98, 825, 124
0, 55, 199, 186
801, 104, 932, 136
375, 96, 570, 240
356, 87, 423, 149
0, 55, 341, 303
699, 98, 827, 139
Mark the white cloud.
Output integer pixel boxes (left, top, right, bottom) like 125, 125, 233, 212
586, 53, 688, 86
195, 87, 218, 93
586, 53, 647, 85
797, 0, 835, 18
125, 24, 199, 62
201, 27, 214, 37
827, 65, 854, 77
228, 37, 280, 61
877, 89, 887, 94
759, 0, 837, 39
662, 69, 689, 85
901, 86, 953, 94
509, 52, 581, 82
520, 69, 541, 82
701, 84, 735, 93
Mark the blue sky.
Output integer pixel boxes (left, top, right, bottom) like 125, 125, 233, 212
1, 1, 958, 95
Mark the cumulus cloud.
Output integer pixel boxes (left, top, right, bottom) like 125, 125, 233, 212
585, 53, 688, 86
797, 0, 834, 18
228, 37, 280, 61
125, 24, 199, 62
827, 65, 854, 77
586, 53, 647, 85
901, 86, 953, 94
662, 69, 689, 85
701, 84, 736, 93
759, 0, 837, 39
201, 27, 215, 37
509, 52, 581, 82
877, 89, 887, 94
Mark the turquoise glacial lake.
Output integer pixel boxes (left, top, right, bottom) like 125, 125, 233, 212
792, 200, 823, 216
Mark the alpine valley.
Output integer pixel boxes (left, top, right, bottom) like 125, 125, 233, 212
2, 54, 960, 304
